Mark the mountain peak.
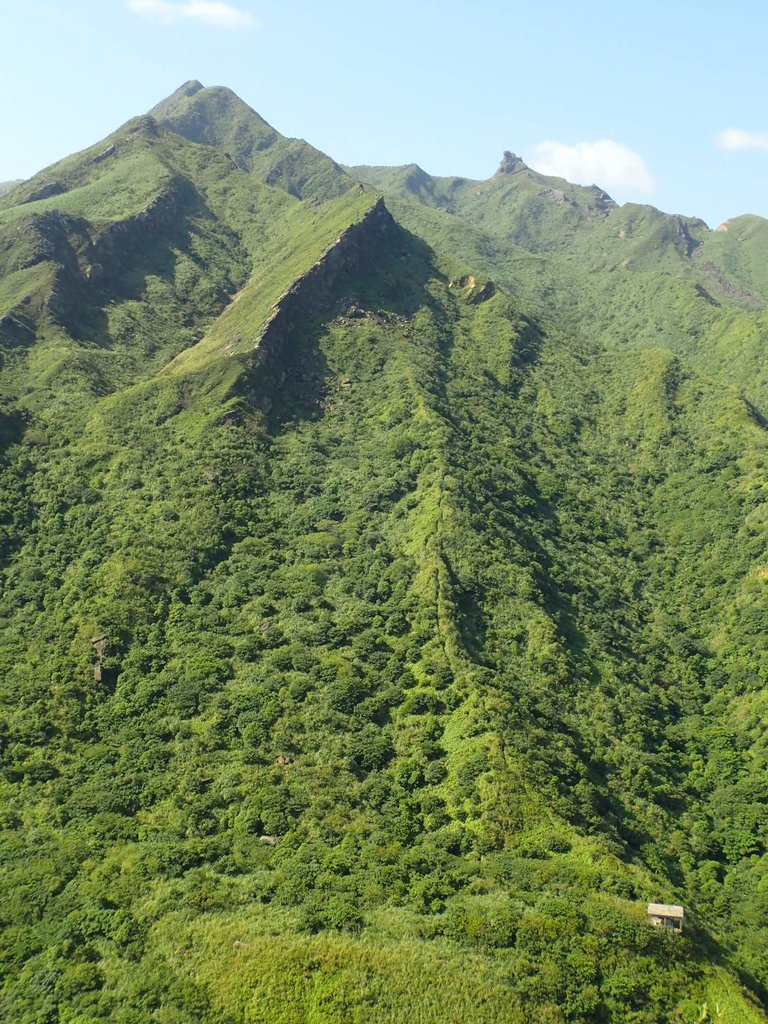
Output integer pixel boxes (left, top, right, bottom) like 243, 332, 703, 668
144, 81, 352, 202
495, 150, 526, 175
178, 79, 204, 97
148, 80, 208, 121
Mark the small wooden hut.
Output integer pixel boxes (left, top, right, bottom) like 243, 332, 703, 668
647, 903, 684, 932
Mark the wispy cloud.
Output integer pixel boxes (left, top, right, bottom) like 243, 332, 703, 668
716, 128, 768, 152
528, 139, 655, 194
127, 0, 255, 28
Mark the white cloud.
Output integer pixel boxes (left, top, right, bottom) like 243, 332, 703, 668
528, 139, 655, 194
716, 128, 768, 152
127, 0, 255, 28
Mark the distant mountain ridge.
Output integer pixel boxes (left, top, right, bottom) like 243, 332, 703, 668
0, 82, 767, 1024
346, 147, 768, 417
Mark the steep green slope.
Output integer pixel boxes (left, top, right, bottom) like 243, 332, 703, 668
0, 85, 767, 1024
151, 80, 351, 202
697, 215, 768, 300
0, 98, 372, 423
348, 156, 768, 416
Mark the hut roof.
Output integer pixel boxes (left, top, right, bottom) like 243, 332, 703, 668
647, 903, 684, 918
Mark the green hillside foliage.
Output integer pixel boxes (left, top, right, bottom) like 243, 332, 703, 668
0, 84, 767, 1023
347, 159, 768, 417
151, 81, 352, 202
697, 215, 768, 301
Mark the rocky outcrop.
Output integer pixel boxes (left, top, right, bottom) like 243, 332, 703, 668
586, 186, 617, 214
537, 187, 573, 206
244, 198, 396, 386
90, 144, 117, 166
21, 181, 68, 205
450, 274, 496, 304
495, 151, 525, 175
0, 310, 36, 348
90, 634, 109, 683
674, 215, 701, 258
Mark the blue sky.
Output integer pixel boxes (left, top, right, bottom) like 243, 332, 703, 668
2, 0, 767, 227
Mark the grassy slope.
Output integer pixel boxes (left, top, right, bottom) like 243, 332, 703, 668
347, 161, 768, 419
1, 209, 767, 1022
0, 107, 371, 426
0, 89, 767, 1022
151, 81, 352, 202
167, 186, 377, 374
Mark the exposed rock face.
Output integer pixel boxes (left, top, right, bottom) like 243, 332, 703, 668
589, 186, 616, 212
90, 634, 108, 660
242, 198, 396, 393
538, 187, 572, 206
90, 634, 110, 683
673, 215, 701, 258
450, 274, 496, 304
21, 181, 68, 205
91, 144, 116, 165
495, 150, 525, 175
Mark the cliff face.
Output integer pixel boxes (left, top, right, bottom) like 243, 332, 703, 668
239, 197, 397, 405
249, 197, 394, 373
0, 195, 186, 345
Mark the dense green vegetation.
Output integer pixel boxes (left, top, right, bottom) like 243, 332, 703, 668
0, 83, 767, 1023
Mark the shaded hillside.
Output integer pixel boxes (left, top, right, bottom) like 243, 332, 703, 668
0, 84, 766, 1024
348, 157, 768, 416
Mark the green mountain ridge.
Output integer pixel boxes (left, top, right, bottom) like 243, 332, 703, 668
346, 152, 768, 418
150, 79, 352, 201
0, 83, 767, 1024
